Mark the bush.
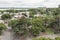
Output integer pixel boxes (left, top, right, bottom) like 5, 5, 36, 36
55, 37, 60, 40
0, 23, 6, 35
32, 37, 60, 40
32, 37, 52, 40
1, 14, 11, 20
8, 16, 30, 35
30, 17, 45, 36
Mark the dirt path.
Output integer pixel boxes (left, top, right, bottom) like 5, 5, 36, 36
0, 27, 29, 40
0, 27, 60, 40
0, 27, 13, 40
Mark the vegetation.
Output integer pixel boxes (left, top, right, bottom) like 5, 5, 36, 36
8, 16, 30, 35
30, 17, 45, 36
29, 9, 37, 18
0, 6, 60, 39
0, 23, 6, 35
7, 7, 60, 37
32, 37, 60, 40
1, 14, 12, 23
1, 14, 11, 20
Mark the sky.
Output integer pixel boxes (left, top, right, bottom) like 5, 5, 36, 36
0, 0, 60, 8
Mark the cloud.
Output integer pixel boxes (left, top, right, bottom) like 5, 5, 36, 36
0, 0, 45, 8
12, 0, 45, 8
0, 0, 60, 8
44, 0, 60, 8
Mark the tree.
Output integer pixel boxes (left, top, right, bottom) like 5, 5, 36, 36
48, 15, 60, 33
0, 23, 6, 35
8, 19, 18, 27
1, 14, 11, 20
0, 10, 4, 14
55, 37, 60, 40
29, 12, 34, 18
58, 5, 60, 8
22, 13, 27, 17
8, 16, 30, 35
6, 9, 15, 13
38, 8, 46, 14
1, 14, 12, 23
29, 9, 37, 18
30, 17, 45, 36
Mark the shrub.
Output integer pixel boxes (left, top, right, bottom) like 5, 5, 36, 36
0, 23, 6, 35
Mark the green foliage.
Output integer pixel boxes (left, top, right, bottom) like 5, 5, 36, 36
29, 12, 34, 18
38, 8, 46, 14
9, 16, 45, 36
1, 14, 11, 20
6, 8, 60, 37
32, 37, 53, 40
32, 37, 60, 40
22, 13, 27, 17
47, 15, 60, 33
8, 19, 18, 27
45, 28, 54, 34
0, 23, 6, 30
39, 38, 49, 40
5, 9, 19, 13
8, 16, 30, 35
0, 23, 6, 35
30, 17, 45, 36
29, 9, 37, 18
55, 37, 60, 40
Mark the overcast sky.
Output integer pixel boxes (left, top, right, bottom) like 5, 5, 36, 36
0, 0, 60, 8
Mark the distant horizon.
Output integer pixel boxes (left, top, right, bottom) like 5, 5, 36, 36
0, 6, 59, 9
